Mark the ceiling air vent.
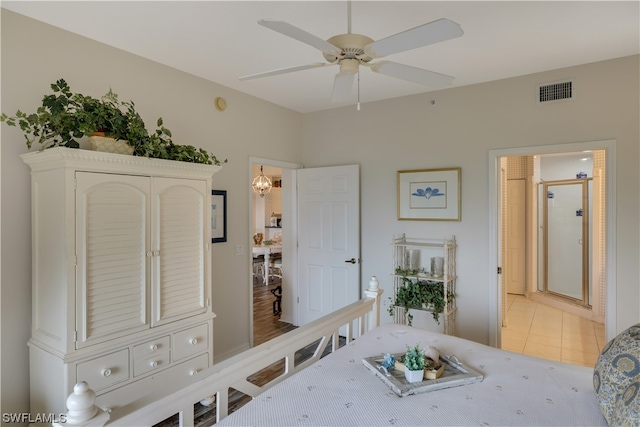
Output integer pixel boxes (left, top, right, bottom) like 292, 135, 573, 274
537, 80, 573, 104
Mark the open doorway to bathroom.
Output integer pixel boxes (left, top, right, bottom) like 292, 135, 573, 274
490, 140, 616, 368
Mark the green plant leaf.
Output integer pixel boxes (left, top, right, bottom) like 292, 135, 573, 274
388, 270, 454, 326
1, 78, 227, 165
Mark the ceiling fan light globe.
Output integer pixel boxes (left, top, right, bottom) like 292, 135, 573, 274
339, 59, 360, 75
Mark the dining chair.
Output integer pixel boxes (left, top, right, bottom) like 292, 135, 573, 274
269, 253, 282, 280
253, 255, 265, 282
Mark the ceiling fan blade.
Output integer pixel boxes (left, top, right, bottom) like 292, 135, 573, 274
239, 63, 329, 81
258, 19, 341, 55
331, 71, 356, 103
368, 61, 454, 88
364, 18, 463, 58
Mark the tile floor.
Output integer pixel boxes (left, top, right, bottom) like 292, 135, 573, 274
501, 294, 606, 368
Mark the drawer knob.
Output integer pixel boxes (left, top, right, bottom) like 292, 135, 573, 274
190, 370, 199, 376
150, 344, 158, 351
189, 338, 199, 345
101, 368, 112, 377
150, 361, 158, 368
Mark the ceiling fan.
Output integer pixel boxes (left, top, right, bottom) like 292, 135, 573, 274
239, 1, 464, 103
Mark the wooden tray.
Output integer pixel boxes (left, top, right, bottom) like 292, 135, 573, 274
362, 353, 483, 397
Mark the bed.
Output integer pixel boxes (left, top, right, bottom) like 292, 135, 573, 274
215, 322, 605, 426
66, 292, 636, 426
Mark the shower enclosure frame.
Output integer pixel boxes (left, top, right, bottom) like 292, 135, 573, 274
539, 178, 592, 307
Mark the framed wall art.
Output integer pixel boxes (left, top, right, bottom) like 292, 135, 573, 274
397, 168, 461, 221
211, 190, 227, 243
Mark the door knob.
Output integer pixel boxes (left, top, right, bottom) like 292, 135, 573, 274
344, 258, 357, 264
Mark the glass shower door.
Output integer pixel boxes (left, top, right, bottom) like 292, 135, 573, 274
540, 179, 591, 306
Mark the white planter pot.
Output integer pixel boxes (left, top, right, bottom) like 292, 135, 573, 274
89, 135, 134, 155
404, 367, 424, 383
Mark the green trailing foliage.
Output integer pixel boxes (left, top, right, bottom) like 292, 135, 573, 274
1, 79, 227, 166
388, 267, 455, 326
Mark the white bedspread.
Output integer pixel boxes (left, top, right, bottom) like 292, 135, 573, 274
218, 323, 606, 426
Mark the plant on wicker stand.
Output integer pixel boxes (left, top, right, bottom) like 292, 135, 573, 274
388, 267, 454, 326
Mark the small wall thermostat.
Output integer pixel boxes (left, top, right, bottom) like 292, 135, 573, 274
214, 97, 227, 111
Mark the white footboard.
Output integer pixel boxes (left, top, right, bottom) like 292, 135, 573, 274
58, 289, 382, 427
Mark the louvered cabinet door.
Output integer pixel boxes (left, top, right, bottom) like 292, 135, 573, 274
152, 178, 208, 326
76, 172, 150, 349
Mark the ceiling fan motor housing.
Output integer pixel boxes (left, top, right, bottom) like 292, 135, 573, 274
324, 34, 374, 64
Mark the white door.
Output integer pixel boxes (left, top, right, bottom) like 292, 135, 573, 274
296, 165, 360, 326
507, 179, 526, 295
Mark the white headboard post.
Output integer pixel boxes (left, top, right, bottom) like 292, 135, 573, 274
364, 276, 383, 331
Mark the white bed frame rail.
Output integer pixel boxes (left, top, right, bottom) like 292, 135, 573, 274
55, 288, 383, 427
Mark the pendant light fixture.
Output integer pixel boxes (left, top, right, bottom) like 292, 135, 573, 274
252, 165, 272, 198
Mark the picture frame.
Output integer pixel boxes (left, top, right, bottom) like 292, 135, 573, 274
211, 190, 227, 243
397, 168, 461, 221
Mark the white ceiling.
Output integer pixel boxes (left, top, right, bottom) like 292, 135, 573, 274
3, 1, 639, 113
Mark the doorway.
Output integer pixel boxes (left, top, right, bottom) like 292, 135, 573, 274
499, 151, 606, 367
248, 160, 361, 347
488, 140, 616, 351
249, 157, 301, 347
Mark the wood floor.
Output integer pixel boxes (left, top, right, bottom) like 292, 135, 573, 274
253, 276, 298, 346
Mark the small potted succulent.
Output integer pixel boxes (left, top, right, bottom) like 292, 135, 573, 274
1, 78, 226, 165
403, 343, 426, 383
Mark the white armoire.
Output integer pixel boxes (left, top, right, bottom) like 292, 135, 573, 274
22, 147, 222, 414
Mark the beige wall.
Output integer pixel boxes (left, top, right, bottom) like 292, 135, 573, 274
302, 54, 640, 343
2, 9, 639, 419
0, 11, 303, 418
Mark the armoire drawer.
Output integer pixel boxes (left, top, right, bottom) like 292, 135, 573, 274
134, 352, 171, 377
96, 353, 211, 411
133, 335, 170, 360
173, 323, 209, 361
180, 353, 209, 378
77, 349, 130, 391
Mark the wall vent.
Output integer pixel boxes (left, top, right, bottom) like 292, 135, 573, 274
537, 80, 573, 104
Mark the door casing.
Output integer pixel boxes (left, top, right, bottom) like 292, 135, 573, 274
488, 140, 616, 347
